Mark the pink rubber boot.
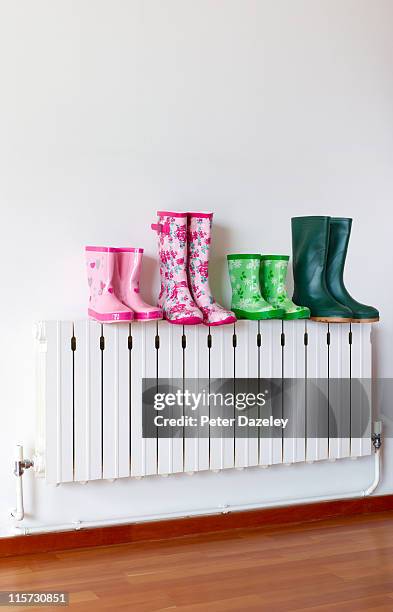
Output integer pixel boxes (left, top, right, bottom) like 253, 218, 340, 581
151, 211, 203, 325
187, 212, 236, 326
85, 247, 134, 323
114, 248, 162, 321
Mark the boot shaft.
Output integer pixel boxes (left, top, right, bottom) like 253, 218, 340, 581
86, 246, 117, 303
156, 211, 189, 294
187, 212, 213, 298
291, 216, 330, 292
260, 255, 290, 300
227, 254, 263, 306
115, 248, 144, 302
326, 217, 352, 290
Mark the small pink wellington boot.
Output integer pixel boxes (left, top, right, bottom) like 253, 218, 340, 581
114, 248, 162, 321
151, 211, 203, 325
187, 212, 236, 326
85, 247, 134, 323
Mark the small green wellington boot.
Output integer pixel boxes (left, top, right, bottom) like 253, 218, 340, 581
291, 216, 353, 322
326, 218, 379, 323
227, 254, 285, 320
260, 255, 310, 320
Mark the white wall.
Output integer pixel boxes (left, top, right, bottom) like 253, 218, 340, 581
1, 0, 393, 536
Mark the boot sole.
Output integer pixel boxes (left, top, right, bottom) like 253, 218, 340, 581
133, 311, 163, 321
88, 308, 134, 322
233, 308, 285, 320
351, 317, 379, 323
283, 311, 310, 320
204, 316, 237, 327
310, 316, 352, 323
165, 316, 203, 325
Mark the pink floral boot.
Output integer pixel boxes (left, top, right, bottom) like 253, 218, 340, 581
151, 211, 203, 325
114, 248, 162, 321
85, 247, 134, 322
187, 212, 236, 326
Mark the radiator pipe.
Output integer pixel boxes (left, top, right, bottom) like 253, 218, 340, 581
10, 445, 34, 522
365, 421, 382, 496
13, 443, 381, 536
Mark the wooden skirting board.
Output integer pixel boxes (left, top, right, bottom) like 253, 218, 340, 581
1, 494, 393, 558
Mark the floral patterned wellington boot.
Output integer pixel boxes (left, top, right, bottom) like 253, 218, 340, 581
187, 212, 236, 326
260, 256, 310, 320
151, 211, 203, 325
85, 246, 134, 322
227, 254, 285, 320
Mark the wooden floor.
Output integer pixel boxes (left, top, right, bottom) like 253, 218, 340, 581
2, 512, 393, 611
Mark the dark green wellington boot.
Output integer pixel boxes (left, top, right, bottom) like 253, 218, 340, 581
227, 254, 285, 320
260, 255, 310, 320
291, 216, 353, 322
326, 218, 379, 323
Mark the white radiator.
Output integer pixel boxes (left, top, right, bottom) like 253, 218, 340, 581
34, 320, 372, 485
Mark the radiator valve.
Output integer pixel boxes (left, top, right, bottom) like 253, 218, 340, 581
371, 421, 382, 451
14, 458, 34, 477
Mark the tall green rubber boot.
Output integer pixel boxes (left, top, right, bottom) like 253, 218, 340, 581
291, 216, 353, 322
260, 255, 310, 320
326, 218, 379, 323
227, 254, 285, 320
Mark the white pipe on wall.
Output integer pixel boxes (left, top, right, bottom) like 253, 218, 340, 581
364, 448, 381, 496
12, 449, 381, 536
11, 445, 25, 522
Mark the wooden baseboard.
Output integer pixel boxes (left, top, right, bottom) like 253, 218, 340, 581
2, 494, 393, 559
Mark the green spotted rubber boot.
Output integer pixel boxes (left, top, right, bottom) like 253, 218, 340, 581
260, 255, 310, 320
227, 254, 285, 320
